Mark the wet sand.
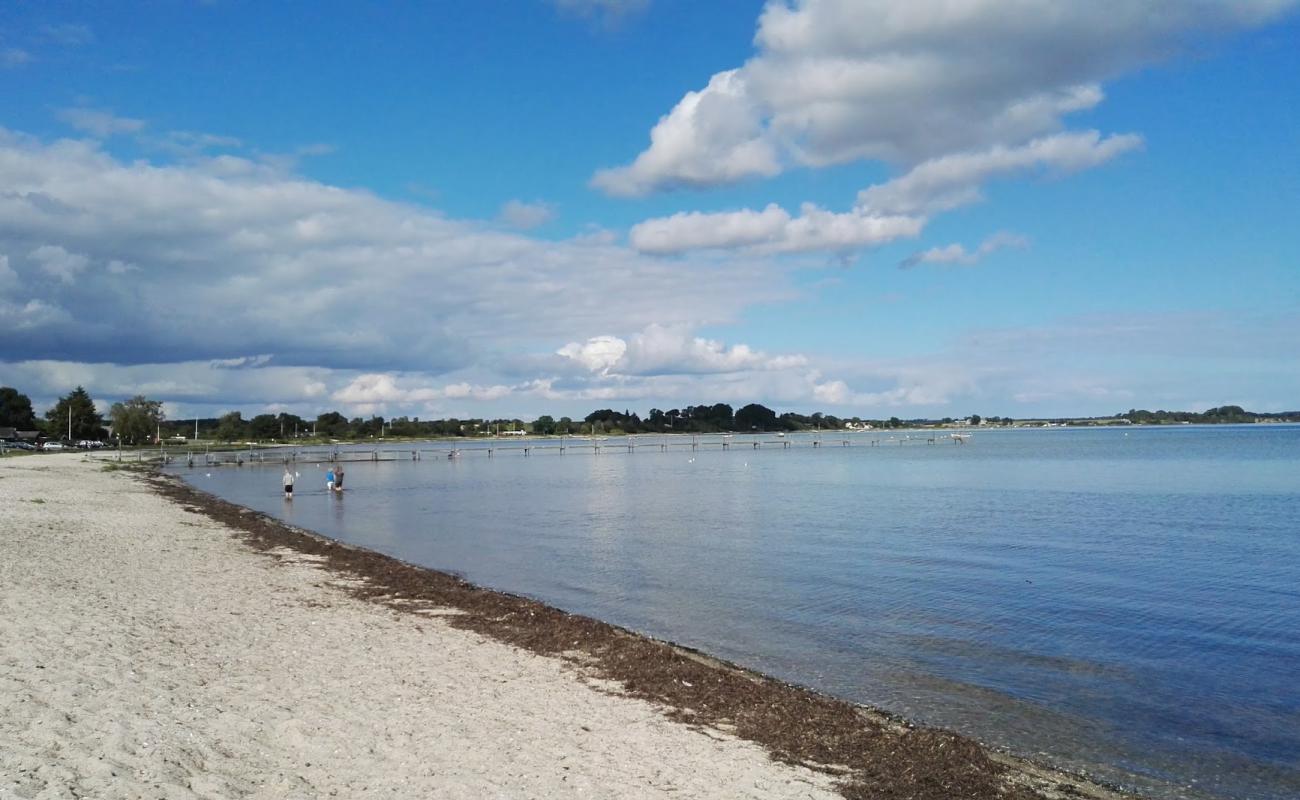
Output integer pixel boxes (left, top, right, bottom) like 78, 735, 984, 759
0, 454, 1132, 799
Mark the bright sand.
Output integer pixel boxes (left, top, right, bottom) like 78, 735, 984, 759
0, 455, 840, 799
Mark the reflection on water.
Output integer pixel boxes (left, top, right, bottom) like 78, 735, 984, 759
173, 426, 1300, 800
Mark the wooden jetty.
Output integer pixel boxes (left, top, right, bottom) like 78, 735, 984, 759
107, 430, 972, 469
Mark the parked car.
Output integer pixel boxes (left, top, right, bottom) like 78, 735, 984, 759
4, 441, 36, 450
42, 441, 66, 450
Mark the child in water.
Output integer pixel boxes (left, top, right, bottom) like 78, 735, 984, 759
326, 467, 335, 491
282, 467, 294, 499
333, 465, 344, 492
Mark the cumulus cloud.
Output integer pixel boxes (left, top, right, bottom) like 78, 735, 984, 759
858, 131, 1143, 217
0, 127, 795, 388
557, 336, 628, 374
558, 324, 809, 376
630, 202, 923, 254
499, 199, 557, 229
56, 107, 147, 138
29, 244, 90, 284
592, 70, 781, 196
900, 231, 1029, 269
595, 0, 1292, 194
331, 373, 527, 414
628, 130, 1135, 255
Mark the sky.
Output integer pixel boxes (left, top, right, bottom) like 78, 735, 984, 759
1, 0, 1298, 423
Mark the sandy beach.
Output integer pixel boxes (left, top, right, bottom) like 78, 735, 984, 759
1, 454, 1126, 800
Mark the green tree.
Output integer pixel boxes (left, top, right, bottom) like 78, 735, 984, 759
532, 415, 556, 435
247, 414, 280, 440
45, 387, 105, 441
969, 414, 982, 426
735, 403, 778, 431
315, 411, 349, 437
0, 387, 37, 429
276, 412, 307, 438
109, 396, 165, 445
214, 411, 246, 442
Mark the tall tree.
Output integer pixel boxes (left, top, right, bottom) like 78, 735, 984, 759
247, 413, 280, 440
45, 386, 105, 441
214, 411, 247, 442
315, 411, 349, 437
109, 396, 165, 445
0, 387, 37, 429
735, 403, 778, 431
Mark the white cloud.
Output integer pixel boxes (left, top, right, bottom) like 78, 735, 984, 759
630, 204, 788, 253
557, 336, 627, 374
55, 107, 146, 138
0, 127, 794, 383
900, 231, 1029, 269
558, 324, 809, 377
858, 131, 1143, 217
592, 69, 781, 196
630, 202, 923, 255
628, 131, 1135, 255
595, 0, 1292, 194
0, 299, 73, 331
499, 199, 557, 229
330, 373, 532, 416
29, 244, 90, 284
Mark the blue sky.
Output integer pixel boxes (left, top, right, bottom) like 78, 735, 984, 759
1, 1, 1297, 422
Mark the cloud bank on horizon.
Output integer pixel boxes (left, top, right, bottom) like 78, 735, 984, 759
1, 1, 1297, 420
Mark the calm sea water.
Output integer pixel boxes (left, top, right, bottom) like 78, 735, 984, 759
171, 425, 1300, 800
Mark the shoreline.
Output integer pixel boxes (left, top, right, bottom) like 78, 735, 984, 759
4, 455, 1135, 799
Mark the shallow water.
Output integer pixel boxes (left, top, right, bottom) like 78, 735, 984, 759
173, 425, 1300, 800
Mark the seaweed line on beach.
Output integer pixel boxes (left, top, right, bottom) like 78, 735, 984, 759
143, 468, 1133, 800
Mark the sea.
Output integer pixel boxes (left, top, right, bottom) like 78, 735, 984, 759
169, 424, 1300, 800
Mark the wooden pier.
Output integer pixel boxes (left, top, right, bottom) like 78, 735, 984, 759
128, 431, 971, 469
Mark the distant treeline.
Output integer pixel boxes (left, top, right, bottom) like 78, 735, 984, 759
1118, 405, 1300, 425
3, 385, 1296, 444
174, 403, 944, 441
